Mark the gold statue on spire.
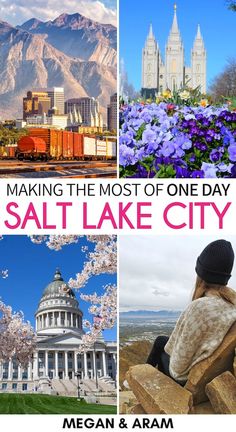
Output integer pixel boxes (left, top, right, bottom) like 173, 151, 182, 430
174, 3, 177, 11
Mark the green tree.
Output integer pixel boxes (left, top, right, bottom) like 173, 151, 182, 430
210, 59, 236, 102
227, 1, 236, 11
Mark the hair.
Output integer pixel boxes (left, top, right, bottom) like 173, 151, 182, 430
192, 276, 236, 306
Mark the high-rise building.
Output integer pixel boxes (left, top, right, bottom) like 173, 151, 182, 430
23, 91, 51, 120
107, 93, 117, 132
47, 87, 65, 115
65, 97, 103, 127
141, 4, 206, 97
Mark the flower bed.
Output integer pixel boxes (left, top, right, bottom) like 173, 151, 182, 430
119, 102, 236, 178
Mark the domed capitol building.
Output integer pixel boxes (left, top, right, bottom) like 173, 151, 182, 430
141, 4, 207, 97
0, 270, 117, 397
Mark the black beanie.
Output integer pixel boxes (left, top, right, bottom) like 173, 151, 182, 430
195, 239, 234, 285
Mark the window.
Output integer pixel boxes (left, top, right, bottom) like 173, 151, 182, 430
22, 371, 28, 379
12, 383, 17, 390
3, 373, 8, 379
13, 372, 18, 379
22, 384, 28, 391
87, 353, 90, 359
96, 353, 100, 359
2, 383, 7, 390
88, 362, 91, 369
108, 364, 113, 370
171, 59, 177, 73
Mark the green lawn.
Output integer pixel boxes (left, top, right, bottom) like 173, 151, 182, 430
0, 394, 117, 414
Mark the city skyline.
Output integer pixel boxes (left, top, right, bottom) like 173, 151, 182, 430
120, 0, 236, 92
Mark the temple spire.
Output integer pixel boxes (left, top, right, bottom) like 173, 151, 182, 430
196, 24, 202, 39
171, 4, 179, 33
148, 23, 154, 39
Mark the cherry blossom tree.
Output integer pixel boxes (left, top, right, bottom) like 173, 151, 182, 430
0, 301, 36, 365
29, 235, 117, 352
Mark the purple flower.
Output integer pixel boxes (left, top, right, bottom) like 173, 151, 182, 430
119, 145, 137, 167
142, 128, 157, 143
217, 162, 231, 173
201, 162, 218, 178
175, 167, 191, 178
228, 145, 236, 162
191, 170, 204, 178
210, 149, 221, 163
161, 141, 175, 157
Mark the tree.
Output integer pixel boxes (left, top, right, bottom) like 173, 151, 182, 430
227, 1, 236, 11
120, 58, 140, 101
0, 301, 36, 365
209, 59, 236, 101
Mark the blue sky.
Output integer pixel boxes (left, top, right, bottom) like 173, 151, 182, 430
0, 0, 117, 26
0, 236, 117, 341
120, 0, 236, 91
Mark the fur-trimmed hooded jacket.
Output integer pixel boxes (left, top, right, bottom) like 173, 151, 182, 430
164, 289, 236, 381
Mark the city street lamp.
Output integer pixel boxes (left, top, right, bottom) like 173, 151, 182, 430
75, 371, 81, 400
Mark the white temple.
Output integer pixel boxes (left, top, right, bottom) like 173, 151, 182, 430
141, 4, 207, 97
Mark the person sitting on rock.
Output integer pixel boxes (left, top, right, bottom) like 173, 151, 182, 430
146, 239, 236, 385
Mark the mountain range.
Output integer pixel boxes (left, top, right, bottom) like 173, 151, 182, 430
0, 13, 117, 120
120, 310, 182, 318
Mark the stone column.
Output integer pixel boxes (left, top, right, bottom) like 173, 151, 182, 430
45, 351, 49, 377
33, 351, 39, 379
55, 351, 59, 378
18, 364, 22, 381
65, 312, 68, 327
113, 353, 117, 381
8, 359, 13, 380
84, 352, 88, 378
0, 362, 3, 380
74, 352, 78, 374
102, 351, 107, 377
92, 350, 96, 381
46, 313, 49, 327
35, 318, 38, 332
65, 351, 68, 379
28, 362, 32, 381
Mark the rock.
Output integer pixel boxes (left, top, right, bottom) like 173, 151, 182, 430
234, 355, 236, 378
119, 341, 152, 390
205, 371, 236, 414
192, 402, 214, 414
119, 391, 138, 414
185, 322, 236, 404
127, 404, 146, 414
126, 364, 193, 414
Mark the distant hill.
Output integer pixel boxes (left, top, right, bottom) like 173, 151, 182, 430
0, 13, 116, 120
120, 310, 182, 318
18, 13, 116, 67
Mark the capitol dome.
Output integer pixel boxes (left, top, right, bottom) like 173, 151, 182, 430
35, 268, 83, 336
42, 269, 75, 298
